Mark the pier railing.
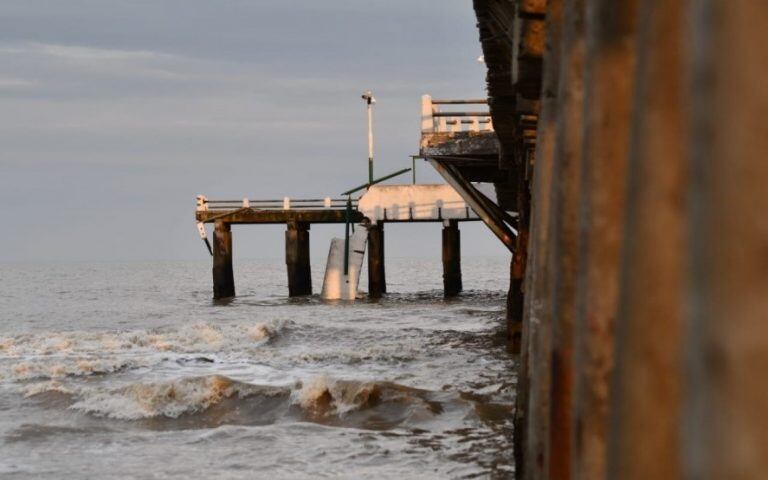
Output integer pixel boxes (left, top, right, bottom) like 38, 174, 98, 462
196, 195, 358, 212
421, 95, 494, 134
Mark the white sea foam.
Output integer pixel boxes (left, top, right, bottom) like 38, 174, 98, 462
0, 319, 288, 358
6, 357, 142, 381
69, 375, 286, 420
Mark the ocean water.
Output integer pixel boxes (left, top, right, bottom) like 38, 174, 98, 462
0, 257, 516, 479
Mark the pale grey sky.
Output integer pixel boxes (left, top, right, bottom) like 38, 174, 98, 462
0, 0, 507, 262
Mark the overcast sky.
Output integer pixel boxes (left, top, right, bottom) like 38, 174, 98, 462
0, 0, 507, 263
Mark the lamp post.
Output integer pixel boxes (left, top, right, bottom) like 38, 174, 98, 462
361, 90, 376, 185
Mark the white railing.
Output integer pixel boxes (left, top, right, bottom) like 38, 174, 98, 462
421, 95, 494, 134
196, 195, 358, 212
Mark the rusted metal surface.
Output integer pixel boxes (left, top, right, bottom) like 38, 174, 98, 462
684, 1, 768, 479
605, 1, 687, 479
570, 1, 639, 479
468, 0, 768, 477
545, 0, 589, 477
473, 0, 517, 171
518, 0, 547, 17
519, 1, 563, 479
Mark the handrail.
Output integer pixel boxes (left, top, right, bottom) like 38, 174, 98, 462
432, 99, 488, 105
196, 195, 358, 212
421, 95, 494, 134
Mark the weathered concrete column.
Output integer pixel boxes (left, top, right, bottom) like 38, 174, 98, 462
285, 221, 311, 296
442, 220, 462, 297
212, 220, 235, 299
521, 1, 564, 478
684, 2, 768, 478
367, 223, 386, 298
606, 1, 687, 479
571, 0, 639, 478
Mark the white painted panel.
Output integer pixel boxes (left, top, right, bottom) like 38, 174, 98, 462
358, 184, 498, 224
320, 228, 367, 300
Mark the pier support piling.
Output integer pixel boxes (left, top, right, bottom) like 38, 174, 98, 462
286, 221, 312, 296
212, 221, 235, 299
367, 223, 386, 298
442, 220, 462, 297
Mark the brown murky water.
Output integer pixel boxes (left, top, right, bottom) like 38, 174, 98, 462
0, 258, 516, 478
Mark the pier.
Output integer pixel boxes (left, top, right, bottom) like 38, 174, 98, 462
195, 185, 487, 300
191, 1, 768, 475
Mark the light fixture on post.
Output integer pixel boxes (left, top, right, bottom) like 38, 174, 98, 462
361, 90, 376, 185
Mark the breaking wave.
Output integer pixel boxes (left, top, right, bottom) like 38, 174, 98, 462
69, 375, 287, 420
23, 374, 464, 430
6, 357, 144, 382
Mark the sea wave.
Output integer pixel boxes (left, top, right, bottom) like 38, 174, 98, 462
6, 357, 141, 382
23, 374, 463, 430
69, 375, 287, 420
0, 319, 288, 358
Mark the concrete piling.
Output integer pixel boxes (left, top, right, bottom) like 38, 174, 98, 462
442, 220, 462, 297
285, 221, 312, 296
367, 223, 386, 298
212, 220, 235, 299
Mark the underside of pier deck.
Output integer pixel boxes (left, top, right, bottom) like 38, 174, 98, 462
196, 209, 364, 225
